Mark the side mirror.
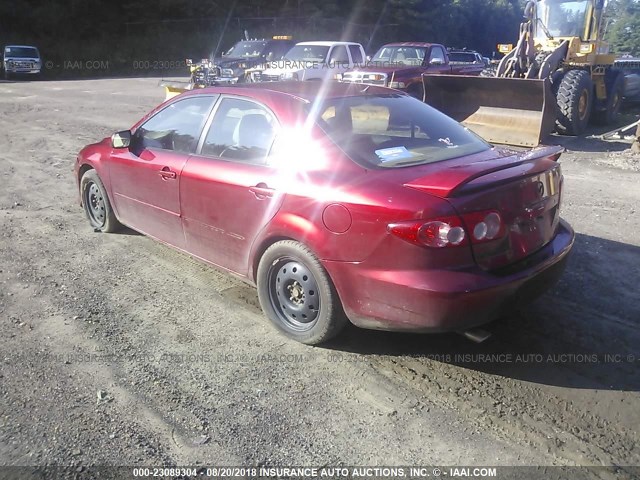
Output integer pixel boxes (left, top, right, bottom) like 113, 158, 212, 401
112, 130, 132, 149
366, 55, 372, 62
430, 59, 445, 65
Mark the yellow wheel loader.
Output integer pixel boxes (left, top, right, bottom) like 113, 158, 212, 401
423, 0, 625, 147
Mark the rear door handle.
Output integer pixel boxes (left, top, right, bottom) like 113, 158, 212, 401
159, 167, 177, 180
249, 183, 275, 199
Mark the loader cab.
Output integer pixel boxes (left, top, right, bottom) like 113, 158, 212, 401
535, 0, 604, 43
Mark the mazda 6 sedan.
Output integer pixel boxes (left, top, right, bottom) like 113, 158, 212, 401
75, 82, 574, 344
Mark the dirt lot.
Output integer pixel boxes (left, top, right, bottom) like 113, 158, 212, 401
0, 78, 638, 478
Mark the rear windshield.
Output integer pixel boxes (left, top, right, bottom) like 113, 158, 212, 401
448, 52, 478, 63
311, 94, 490, 168
4, 46, 39, 58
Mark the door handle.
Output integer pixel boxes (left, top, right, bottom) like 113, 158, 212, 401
249, 183, 275, 199
159, 167, 177, 180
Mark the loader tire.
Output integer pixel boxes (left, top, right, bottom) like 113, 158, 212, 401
591, 73, 624, 126
555, 69, 593, 136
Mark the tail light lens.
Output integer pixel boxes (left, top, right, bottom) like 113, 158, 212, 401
388, 210, 505, 248
463, 211, 504, 243
388, 216, 467, 248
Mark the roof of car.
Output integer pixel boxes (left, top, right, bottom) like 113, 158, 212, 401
295, 41, 362, 47
381, 42, 436, 48
4, 45, 39, 49
198, 81, 399, 103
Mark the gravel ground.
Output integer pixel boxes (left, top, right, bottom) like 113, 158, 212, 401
0, 78, 638, 479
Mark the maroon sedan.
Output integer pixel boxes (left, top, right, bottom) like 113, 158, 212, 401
75, 82, 574, 344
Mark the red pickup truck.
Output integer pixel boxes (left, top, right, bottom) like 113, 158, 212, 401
340, 42, 483, 100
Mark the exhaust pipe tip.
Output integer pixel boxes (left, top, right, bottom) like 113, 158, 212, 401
461, 328, 492, 344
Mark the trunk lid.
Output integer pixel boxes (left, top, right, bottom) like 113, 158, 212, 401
405, 146, 564, 270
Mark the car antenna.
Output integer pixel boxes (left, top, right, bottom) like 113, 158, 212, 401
361, 85, 370, 92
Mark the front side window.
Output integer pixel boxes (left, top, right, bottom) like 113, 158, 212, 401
201, 98, 278, 163
428, 47, 446, 64
313, 94, 490, 168
329, 45, 349, 63
133, 96, 215, 154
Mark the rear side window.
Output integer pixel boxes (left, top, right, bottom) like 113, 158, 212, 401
134, 96, 215, 154
201, 97, 278, 164
348, 45, 364, 64
313, 94, 490, 168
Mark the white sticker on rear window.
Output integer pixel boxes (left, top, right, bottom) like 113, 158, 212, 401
375, 146, 413, 162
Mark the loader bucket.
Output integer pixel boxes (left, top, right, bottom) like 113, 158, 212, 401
158, 80, 196, 101
422, 75, 556, 148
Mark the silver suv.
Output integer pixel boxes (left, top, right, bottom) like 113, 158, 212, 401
3, 45, 42, 80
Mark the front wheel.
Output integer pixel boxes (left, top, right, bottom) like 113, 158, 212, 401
80, 169, 121, 233
555, 69, 593, 136
257, 241, 347, 345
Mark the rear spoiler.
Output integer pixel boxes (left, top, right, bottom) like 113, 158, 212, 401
404, 145, 564, 198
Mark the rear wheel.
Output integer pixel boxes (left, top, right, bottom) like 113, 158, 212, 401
555, 69, 593, 136
257, 240, 347, 345
592, 73, 624, 125
80, 169, 121, 233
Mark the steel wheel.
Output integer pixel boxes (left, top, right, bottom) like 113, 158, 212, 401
268, 258, 320, 331
578, 90, 589, 122
257, 240, 348, 344
85, 182, 107, 228
80, 169, 121, 233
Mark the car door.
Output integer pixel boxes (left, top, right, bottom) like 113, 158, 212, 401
109, 95, 216, 248
180, 96, 285, 275
327, 45, 352, 76
426, 45, 452, 74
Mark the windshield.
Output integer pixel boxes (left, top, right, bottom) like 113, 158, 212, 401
371, 46, 427, 66
284, 45, 330, 62
225, 41, 267, 58
4, 46, 39, 58
537, 0, 590, 38
312, 94, 490, 168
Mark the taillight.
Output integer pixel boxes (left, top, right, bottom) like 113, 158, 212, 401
462, 210, 505, 243
388, 216, 467, 248
388, 210, 505, 248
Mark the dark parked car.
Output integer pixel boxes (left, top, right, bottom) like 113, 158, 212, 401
188, 37, 295, 86
75, 82, 574, 344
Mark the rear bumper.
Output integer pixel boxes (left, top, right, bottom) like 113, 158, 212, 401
324, 218, 575, 332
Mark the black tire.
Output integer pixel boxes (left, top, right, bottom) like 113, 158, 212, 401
591, 73, 624, 125
555, 69, 593, 136
256, 240, 348, 345
80, 169, 121, 233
